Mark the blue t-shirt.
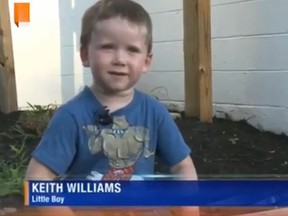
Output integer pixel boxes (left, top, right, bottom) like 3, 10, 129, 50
32, 86, 191, 180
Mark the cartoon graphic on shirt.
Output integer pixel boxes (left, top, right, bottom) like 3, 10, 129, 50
83, 116, 155, 181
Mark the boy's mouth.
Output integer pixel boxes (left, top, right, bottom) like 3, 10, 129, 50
108, 71, 127, 76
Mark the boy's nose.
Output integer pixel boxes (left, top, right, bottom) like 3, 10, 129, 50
112, 50, 127, 66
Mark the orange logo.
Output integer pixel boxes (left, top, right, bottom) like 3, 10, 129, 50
14, 3, 30, 27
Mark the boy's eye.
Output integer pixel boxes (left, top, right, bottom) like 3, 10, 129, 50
127, 46, 141, 53
100, 44, 114, 49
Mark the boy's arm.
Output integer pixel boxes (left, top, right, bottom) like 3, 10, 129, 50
155, 103, 198, 179
170, 156, 200, 216
170, 155, 198, 180
25, 158, 76, 216
25, 108, 77, 215
155, 103, 199, 216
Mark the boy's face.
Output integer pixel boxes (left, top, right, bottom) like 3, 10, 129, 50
81, 17, 152, 94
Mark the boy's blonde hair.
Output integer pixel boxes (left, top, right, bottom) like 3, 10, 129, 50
80, 0, 153, 53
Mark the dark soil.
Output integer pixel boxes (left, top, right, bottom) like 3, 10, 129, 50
0, 195, 23, 210
174, 116, 288, 178
1, 111, 288, 209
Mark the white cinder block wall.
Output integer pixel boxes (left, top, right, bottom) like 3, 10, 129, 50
137, 0, 288, 135
211, 0, 288, 135
10, 0, 288, 135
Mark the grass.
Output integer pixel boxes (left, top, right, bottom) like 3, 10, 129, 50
0, 103, 57, 197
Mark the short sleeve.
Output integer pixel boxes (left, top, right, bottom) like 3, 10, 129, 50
31, 108, 78, 175
156, 105, 191, 167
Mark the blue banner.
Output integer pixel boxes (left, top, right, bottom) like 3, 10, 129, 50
24, 180, 288, 207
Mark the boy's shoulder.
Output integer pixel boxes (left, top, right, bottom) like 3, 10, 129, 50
135, 89, 168, 112
55, 86, 97, 116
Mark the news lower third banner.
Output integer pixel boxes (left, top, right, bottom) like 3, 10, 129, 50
24, 180, 288, 207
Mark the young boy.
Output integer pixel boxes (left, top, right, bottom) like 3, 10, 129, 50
26, 0, 198, 214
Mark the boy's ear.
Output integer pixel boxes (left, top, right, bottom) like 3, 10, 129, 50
80, 46, 89, 67
142, 53, 153, 73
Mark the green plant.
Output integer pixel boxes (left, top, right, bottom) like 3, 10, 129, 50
8, 124, 38, 140
0, 103, 57, 197
0, 139, 29, 196
26, 102, 57, 112
0, 160, 27, 196
18, 103, 57, 137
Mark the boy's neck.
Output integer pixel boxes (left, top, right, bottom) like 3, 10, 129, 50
90, 85, 135, 113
